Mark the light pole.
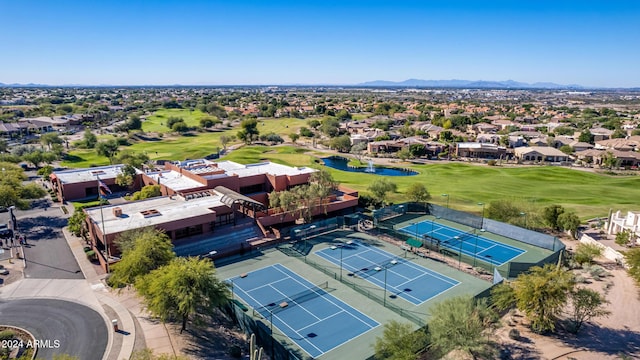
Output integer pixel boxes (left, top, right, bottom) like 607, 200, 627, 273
478, 202, 485, 230
339, 240, 353, 281
441, 194, 449, 208
520, 212, 527, 228
305, 225, 316, 261
473, 232, 479, 267
456, 235, 463, 269
375, 260, 398, 306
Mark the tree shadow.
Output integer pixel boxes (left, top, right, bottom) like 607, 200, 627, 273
16, 216, 67, 240
552, 322, 640, 357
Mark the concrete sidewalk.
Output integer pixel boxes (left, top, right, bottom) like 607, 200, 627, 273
62, 226, 178, 358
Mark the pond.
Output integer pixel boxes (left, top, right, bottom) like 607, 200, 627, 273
321, 156, 418, 176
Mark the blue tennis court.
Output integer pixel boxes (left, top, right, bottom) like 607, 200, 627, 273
315, 241, 460, 305
229, 264, 379, 358
399, 220, 526, 266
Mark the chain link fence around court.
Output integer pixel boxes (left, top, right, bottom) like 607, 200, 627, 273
303, 256, 427, 327
289, 217, 344, 241
226, 301, 306, 360
374, 202, 565, 278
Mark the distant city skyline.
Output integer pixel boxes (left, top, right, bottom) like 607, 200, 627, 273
2, 0, 639, 88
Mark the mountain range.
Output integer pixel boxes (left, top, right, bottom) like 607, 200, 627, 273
357, 79, 584, 89
0, 80, 604, 89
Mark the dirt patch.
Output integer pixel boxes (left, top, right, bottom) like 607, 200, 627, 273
495, 261, 640, 359
165, 311, 256, 360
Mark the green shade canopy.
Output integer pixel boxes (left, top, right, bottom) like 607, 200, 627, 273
406, 238, 422, 248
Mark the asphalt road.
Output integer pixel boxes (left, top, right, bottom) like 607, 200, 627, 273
0, 298, 108, 360
3, 198, 84, 279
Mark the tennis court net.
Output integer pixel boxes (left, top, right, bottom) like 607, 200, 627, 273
253, 281, 329, 317
441, 229, 476, 248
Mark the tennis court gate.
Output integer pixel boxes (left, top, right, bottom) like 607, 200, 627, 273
226, 301, 307, 360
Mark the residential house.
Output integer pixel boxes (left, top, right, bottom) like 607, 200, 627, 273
606, 210, 640, 245
456, 142, 507, 159
569, 141, 594, 152
595, 136, 640, 152
590, 127, 614, 141
476, 133, 501, 144
514, 146, 569, 163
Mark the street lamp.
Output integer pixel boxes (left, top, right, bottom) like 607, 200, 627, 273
441, 194, 449, 208
520, 212, 527, 229
478, 202, 485, 230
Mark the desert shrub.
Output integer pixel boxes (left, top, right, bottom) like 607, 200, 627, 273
508, 328, 520, 340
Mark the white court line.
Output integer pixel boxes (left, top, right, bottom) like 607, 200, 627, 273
296, 309, 347, 333
246, 277, 291, 293
234, 277, 324, 356
366, 245, 460, 286
268, 283, 322, 321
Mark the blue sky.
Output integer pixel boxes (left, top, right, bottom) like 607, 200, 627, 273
1, 0, 639, 87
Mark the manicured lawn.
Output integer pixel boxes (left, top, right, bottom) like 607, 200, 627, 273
221, 147, 640, 219
142, 109, 211, 133
62, 139, 640, 219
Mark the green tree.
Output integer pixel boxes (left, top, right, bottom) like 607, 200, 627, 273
199, 117, 213, 128
510, 264, 575, 333
349, 142, 368, 161
116, 151, 149, 169
623, 248, 640, 284
96, 139, 119, 164
109, 228, 175, 288
22, 150, 45, 168
115, 164, 137, 188
83, 128, 98, 149
559, 145, 573, 155
40, 132, 63, 150
573, 243, 603, 265
37, 165, 55, 178
219, 135, 234, 150
336, 109, 352, 120
486, 200, 524, 223
166, 117, 184, 129
131, 185, 162, 200
127, 115, 143, 130
368, 178, 397, 207
329, 135, 352, 152
558, 211, 581, 239
427, 296, 498, 358
136, 257, 230, 333
289, 133, 300, 144
615, 229, 631, 246
543, 204, 565, 231
172, 121, 189, 133
490, 282, 516, 311
374, 320, 427, 360
0, 139, 7, 153
67, 210, 87, 237
237, 119, 259, 144
396, 148, 411, 161
567, 288, 610, 334
601, 151, 620, 169
405, 183, 431, 205
578, 130, 594, 144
